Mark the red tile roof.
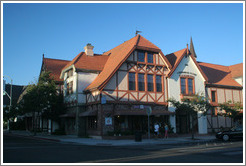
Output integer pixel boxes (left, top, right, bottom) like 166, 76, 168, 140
85, 35, 171, 91
165, 48, 208, 81
165, 48, 187, 68
229, 63, 243, 78
198, 62, 242, 87
62, 52, 109, 72
43, 58, 70, 82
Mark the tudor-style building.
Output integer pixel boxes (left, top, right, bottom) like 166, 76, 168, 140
59, 35, 175, 136
37, 34, 243, 137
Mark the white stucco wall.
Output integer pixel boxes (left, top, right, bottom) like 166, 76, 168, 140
168, 55, 207, 134
64, 71, 98, 104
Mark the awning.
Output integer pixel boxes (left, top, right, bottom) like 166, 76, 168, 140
59, 113, 76, 118
79, 110, 97, 117
114, 110, 175, 116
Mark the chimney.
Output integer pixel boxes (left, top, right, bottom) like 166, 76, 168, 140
84, 43, 94, 56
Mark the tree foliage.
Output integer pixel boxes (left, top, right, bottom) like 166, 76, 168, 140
219, 101, 243, 120
168, 94, 211, 116
19, 71, 66, 122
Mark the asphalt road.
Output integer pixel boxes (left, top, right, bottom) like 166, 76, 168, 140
3, 134, 243, 163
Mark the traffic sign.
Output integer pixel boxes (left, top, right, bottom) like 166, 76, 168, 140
146, 107, 152, 115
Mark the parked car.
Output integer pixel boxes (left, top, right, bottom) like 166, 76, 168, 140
216, 126, 243, 141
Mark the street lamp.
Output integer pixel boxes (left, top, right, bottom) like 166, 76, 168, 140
3, 75, 13, 132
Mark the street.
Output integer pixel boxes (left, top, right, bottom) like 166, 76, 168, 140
3, 134, 243, 163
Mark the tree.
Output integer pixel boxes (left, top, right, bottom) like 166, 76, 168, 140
168, 94, 211, 139
219, 101, 243, 125
19, 71, 66, 134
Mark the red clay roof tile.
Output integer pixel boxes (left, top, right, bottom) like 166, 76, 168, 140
43, 58, 70, 82
198, 62, 242, 87
165, 48, 187, 68
229, 63, 243, 78
85, 35, 171, 91
62, 52, 109, 72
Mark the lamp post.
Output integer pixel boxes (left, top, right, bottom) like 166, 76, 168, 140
3, 75, 13, 132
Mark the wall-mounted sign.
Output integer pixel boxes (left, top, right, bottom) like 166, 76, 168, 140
105, 117, 112, 126
177, 71, 197, 76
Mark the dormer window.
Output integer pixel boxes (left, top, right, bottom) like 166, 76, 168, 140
67, 69, 73, 78
147, 53, 153, 63
137, 51, 145, 62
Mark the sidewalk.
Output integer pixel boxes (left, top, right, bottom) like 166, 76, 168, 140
4, 130, 217, 146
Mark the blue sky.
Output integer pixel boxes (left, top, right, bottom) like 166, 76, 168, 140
3, 2, 244, 85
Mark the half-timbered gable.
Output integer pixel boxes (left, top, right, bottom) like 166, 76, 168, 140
102, 49, 169, 104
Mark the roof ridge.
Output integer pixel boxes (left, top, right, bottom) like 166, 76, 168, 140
198, 61, 230, 68
44, 57, 70, 62
135, 34, 141, 46
103, 35, 138, 55
229, 62, 243, 67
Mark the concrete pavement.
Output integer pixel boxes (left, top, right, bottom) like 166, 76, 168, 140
4, 130, 217, 146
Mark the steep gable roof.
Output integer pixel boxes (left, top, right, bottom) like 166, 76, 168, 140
42, 57, 70, 82
165, 48, 187, 68
85, 35, 171, 91
165, 47, 208, 81
198, 62, 242, 88
229, 63, 243, 78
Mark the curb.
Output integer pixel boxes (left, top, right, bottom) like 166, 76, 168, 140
4, 132, 217, 146
4, 133, 61, 142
